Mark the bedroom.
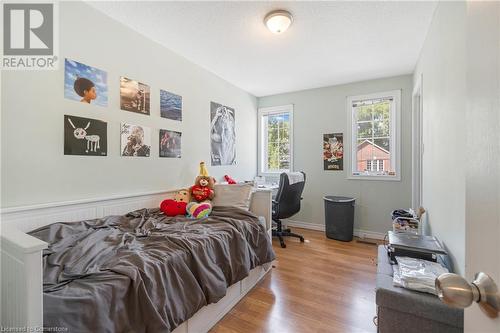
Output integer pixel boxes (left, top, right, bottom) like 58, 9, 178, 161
1, 1, 499, 333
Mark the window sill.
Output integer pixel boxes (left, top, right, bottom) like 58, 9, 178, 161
347, 175, 401, 182
259, 171, 289, 177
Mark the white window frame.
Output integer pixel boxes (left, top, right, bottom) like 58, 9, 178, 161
347, 90, 401, 181
257, 104, 294, 176
366, 159, 384, 172
378, 159, 384, 171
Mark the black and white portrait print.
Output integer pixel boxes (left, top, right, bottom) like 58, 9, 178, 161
210, 102, 236, 166
120, 123, 151, 157
64, 115, 107, 156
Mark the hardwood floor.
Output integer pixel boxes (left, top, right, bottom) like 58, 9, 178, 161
211, 228, 379, 333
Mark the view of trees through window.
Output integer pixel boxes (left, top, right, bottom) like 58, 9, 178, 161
265, 113, 291, 171
354, 98, 393, 173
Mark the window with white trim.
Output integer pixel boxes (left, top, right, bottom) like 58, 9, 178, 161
258, 105, 293, 175
366, 159, 384, 172
348, 90, 401, 180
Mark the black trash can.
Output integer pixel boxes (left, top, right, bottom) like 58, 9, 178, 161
324, 196, 356, 241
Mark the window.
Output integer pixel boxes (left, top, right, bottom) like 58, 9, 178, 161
348, 90, 401, 180
378, 159, 384, 171
258, 105, 293, 175
366, 159, 384, 172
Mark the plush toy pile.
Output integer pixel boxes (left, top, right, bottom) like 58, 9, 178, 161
159, 162, 215, 219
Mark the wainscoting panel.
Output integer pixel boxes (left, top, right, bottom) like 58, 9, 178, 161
1, 190, 176, 232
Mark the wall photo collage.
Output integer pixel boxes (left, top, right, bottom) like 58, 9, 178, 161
63, 58, 234, 162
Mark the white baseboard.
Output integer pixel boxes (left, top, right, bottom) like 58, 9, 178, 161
353, 229, 386, 241
283, 219, 386, 240
283, 219, 325, 231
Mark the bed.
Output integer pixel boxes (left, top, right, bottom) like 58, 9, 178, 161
0, 189, 274, 333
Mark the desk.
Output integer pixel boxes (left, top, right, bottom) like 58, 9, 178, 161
256, 184, 278, 190
251, 188, 274, 239
256, 183, 279, 198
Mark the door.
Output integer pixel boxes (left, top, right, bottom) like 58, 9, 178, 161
463, 1, 500, 331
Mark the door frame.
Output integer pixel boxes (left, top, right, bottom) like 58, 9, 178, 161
411, 74, 423, 210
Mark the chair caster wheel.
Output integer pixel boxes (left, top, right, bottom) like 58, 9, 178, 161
280, 242, 286, 248
300, 237, 305, 242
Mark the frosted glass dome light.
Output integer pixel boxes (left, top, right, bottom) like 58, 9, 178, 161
264, 10, 293, 34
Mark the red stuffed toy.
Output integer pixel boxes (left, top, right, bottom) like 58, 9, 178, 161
190, 162, 215, 202
160, 189, 191, 216
160, 199, 187, 216
224, 175, 236, 184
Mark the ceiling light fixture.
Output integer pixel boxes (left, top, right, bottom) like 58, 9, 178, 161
264, 10, 293, 34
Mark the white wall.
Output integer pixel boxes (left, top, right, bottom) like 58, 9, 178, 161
415, 3, 500, 330
413, 1, 467, 274
1, 1, 257, 208
463, 2, 500, 331
258, 75, 413, 236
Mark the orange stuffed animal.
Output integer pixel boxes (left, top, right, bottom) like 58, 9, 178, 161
174, 189, 191, 203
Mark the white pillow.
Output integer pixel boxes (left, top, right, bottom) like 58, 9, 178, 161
212, 183, 254, 210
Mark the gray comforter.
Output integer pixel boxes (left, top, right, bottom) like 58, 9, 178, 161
29, 206, 275, 333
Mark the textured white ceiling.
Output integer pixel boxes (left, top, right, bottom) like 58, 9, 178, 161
88, 1, 437, 97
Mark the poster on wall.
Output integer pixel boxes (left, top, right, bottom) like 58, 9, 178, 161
160, 90, 182, 121
120, 123, 151, 157
323, 133, 344, 170
64, 59, 108, 106
210, 101, 236, 166
159, 129, 181, 158
120, 77, 150, 115
64, 115, 107, 156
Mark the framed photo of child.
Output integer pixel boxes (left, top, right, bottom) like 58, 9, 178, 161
64, 59, 108, 107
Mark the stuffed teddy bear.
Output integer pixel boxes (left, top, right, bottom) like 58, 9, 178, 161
190, 162, 215, 203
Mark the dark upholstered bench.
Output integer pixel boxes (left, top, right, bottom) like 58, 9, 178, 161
375, 245, 463, 333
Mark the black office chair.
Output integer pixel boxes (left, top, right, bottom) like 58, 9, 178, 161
272, 172, 306, 248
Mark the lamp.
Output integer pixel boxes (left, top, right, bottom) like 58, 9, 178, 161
264, 10, 293, 34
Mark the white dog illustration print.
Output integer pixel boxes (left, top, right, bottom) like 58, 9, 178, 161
64, 115, 107, 156
67, 117, 100, 153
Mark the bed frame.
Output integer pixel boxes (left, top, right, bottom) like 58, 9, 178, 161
0, 189, 273, 333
